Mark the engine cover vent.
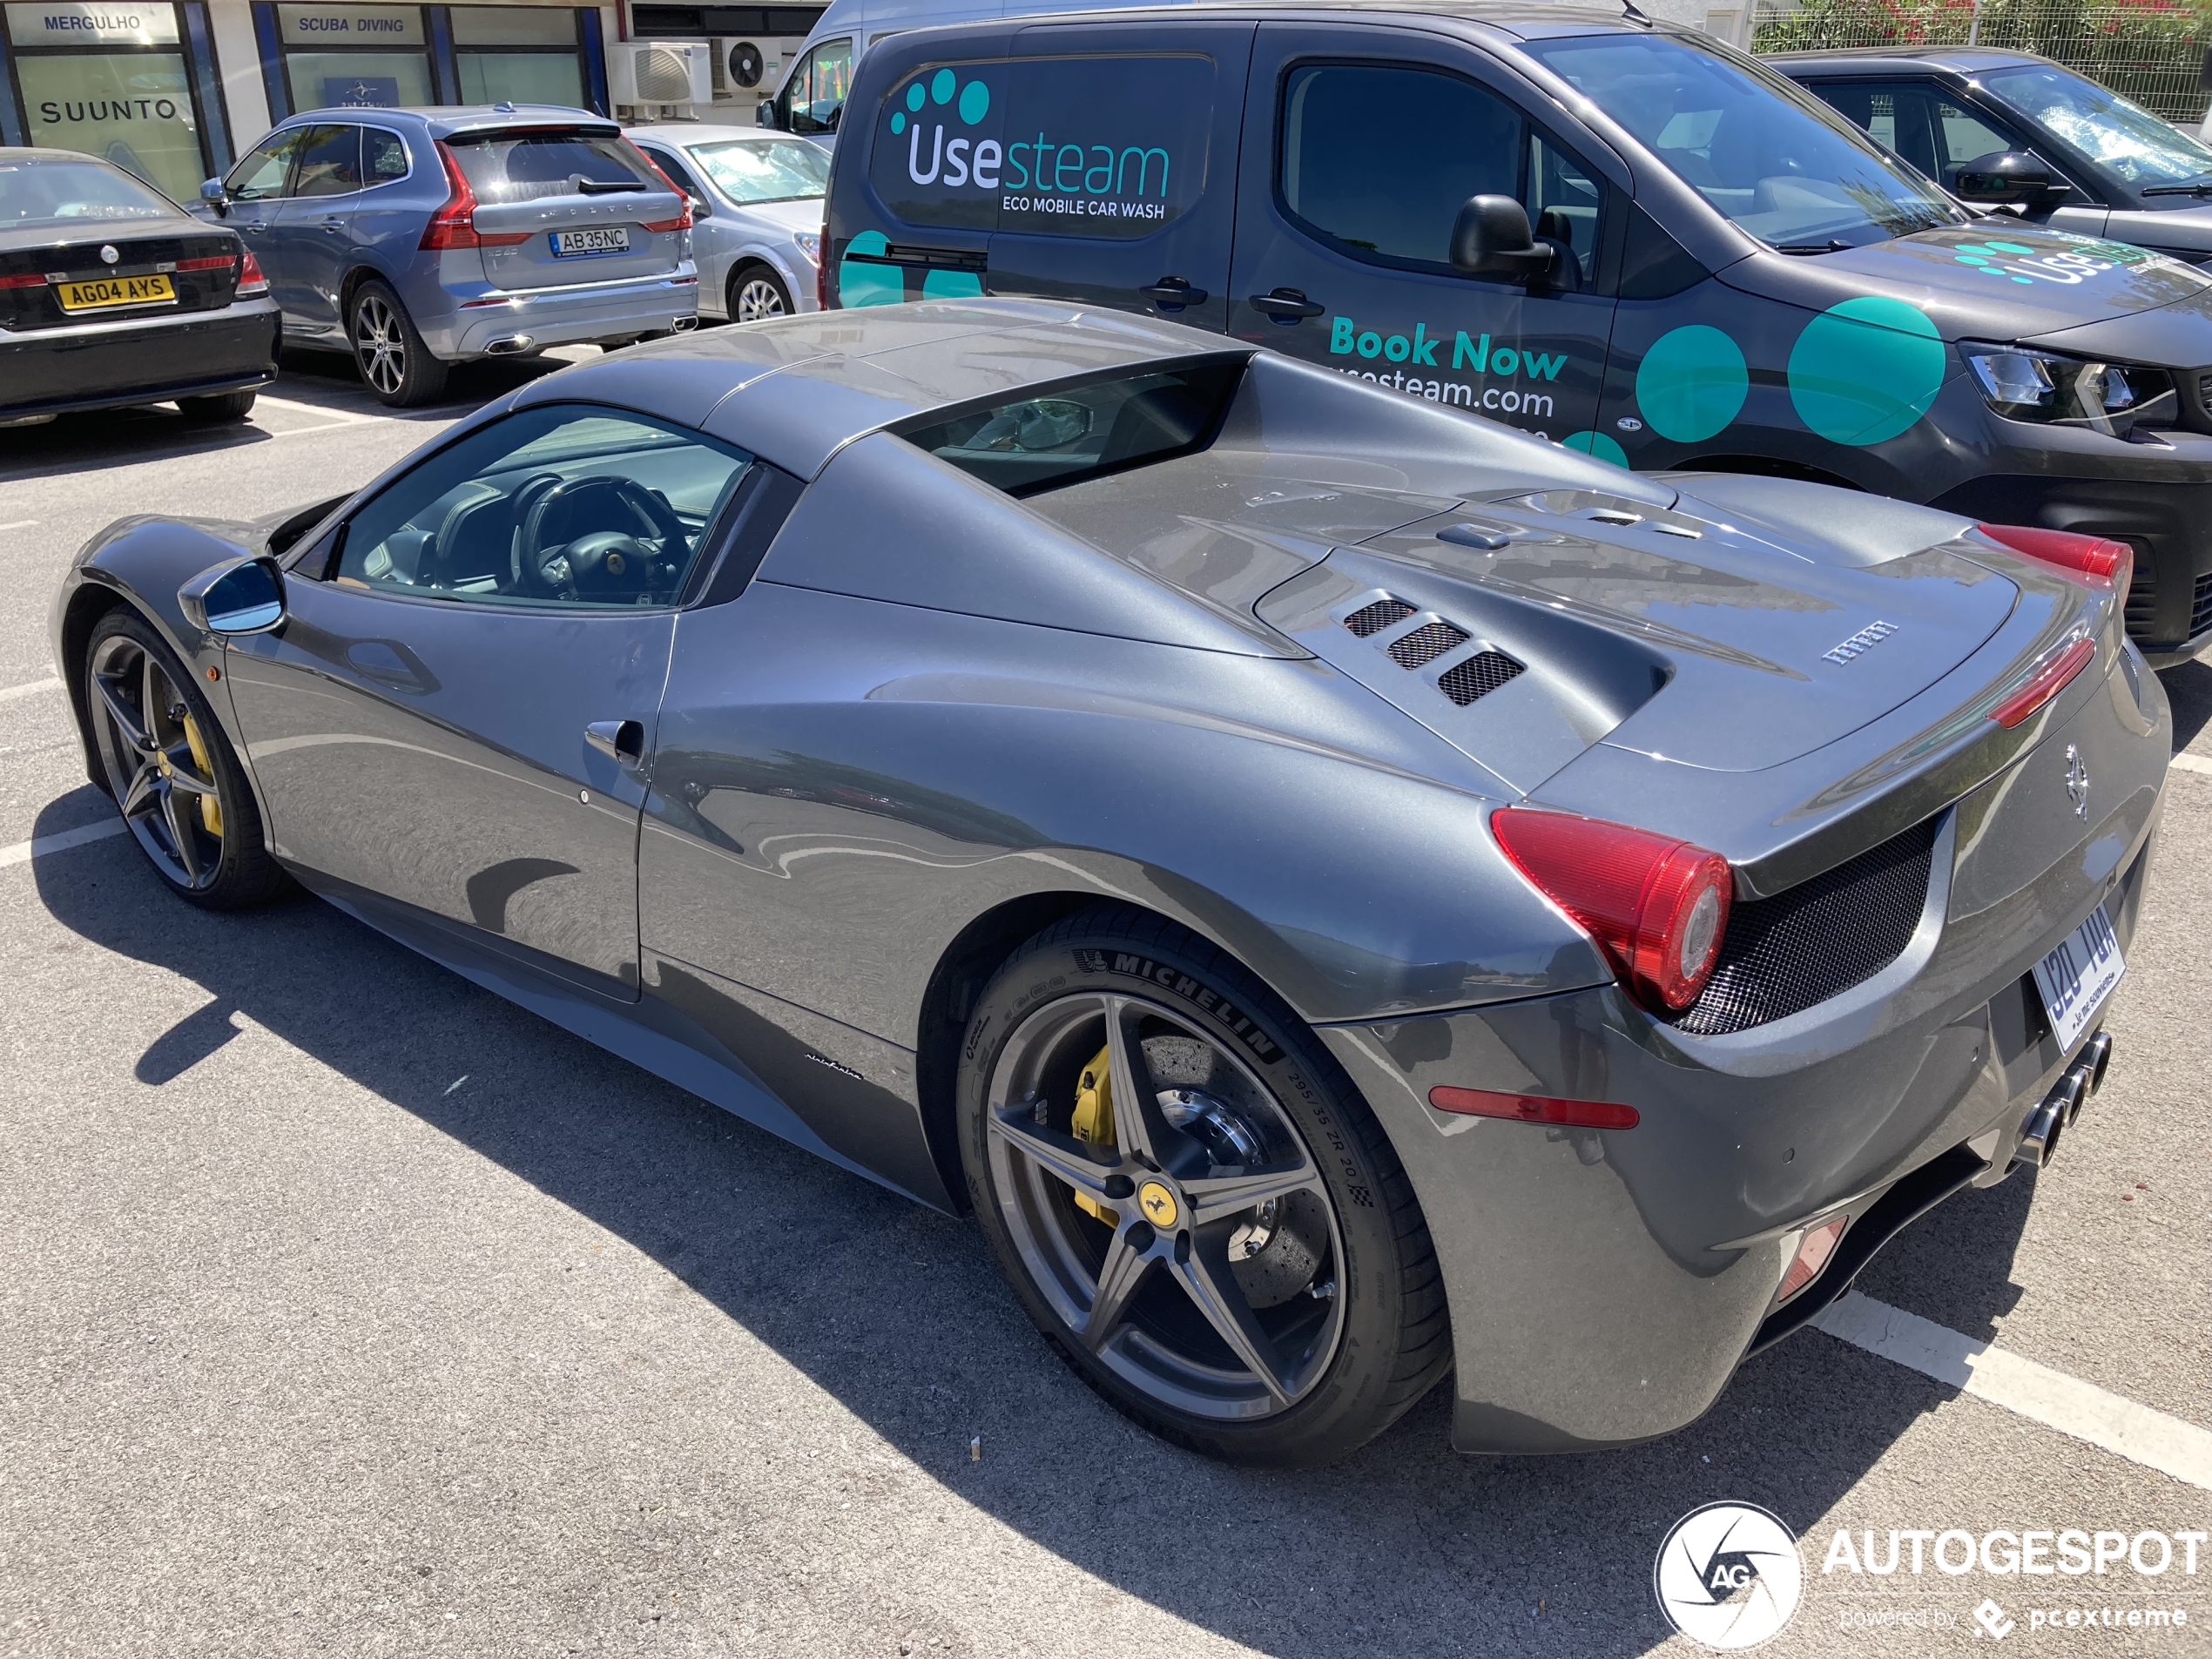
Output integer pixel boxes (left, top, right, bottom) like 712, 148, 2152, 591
1344, 598, 1415, 637
1439, 651, 1525, 706
1389, 620, 1469, 670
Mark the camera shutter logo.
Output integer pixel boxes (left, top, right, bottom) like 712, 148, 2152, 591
1653, 1502, 1804, 1650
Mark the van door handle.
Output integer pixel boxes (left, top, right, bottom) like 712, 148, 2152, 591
585, 718, 645, 765
1249, 287, 1325, 321
1140, 277, 1207, 309
321, 217, 344, 233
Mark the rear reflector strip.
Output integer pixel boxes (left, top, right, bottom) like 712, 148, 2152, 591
1989, 637, 2095, 729
174, 254, 237, 272
1427, 1085, 1639, 1130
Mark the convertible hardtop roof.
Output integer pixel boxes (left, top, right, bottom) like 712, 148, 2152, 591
514, 300, 1247, 479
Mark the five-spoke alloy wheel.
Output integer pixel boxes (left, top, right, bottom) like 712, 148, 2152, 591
960, 907, 1450, 1466
84, 611, 286, 909
349, 279, 449, 408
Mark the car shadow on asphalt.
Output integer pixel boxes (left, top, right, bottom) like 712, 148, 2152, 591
2160, 659, 2212, 752
30, 792, 2039, 1659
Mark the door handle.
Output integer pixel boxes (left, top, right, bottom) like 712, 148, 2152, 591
1249, 287, 1325, 321
585, 718, 645, 765
1140, 276, 1208, 309
322, 218, 344, 233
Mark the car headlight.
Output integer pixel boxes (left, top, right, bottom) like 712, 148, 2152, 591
1961, 343, 2176, 435
794, 231, 821, 265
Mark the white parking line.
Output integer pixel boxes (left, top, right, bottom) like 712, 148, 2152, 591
2171, 752, 2212, 777
1815, 1291, 2212, 1492
0, 519, 38, 533
253, 395, 379, 427
0, 817, 128, 869
0, 677, 61, 703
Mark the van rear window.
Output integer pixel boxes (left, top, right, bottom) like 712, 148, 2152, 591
447, 130, 658, 205
894, 357, 1246, 496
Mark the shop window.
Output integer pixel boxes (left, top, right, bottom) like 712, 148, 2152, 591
5, 3, 211, 202
275, 5, 433, 111
451, 8, 586, 109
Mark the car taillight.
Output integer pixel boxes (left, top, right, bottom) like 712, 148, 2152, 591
1977, 523, 2131, 591
1988, 636, 2096, 728
420, 141, 529, 250
1427, 1087, 1639, 1130
174, 253, 236, 272
624, 142, 693, 233
0, 272, 47, 290
1491, 807, 1733, 1014
235, 248, 268, 295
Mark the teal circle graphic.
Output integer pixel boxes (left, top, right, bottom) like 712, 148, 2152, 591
1986, 240, 2035, 254
931, 68, 954, 104
958, 79, 988, 124
1634, 324, 1748, 444
839, 228, 901, 309
1786, 296, 1945, 447
889, 111, 906, 135
906, 82, 925, 112
1561, 430, 1630, 468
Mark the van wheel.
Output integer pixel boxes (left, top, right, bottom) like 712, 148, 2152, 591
177, 389, 257, 422
957, 904, 1451, 1467
729, 264, 791, 323
349, 280, 449, 408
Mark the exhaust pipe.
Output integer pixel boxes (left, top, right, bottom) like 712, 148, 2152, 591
672, 314, 698, 332
2012, 1028, 2113, 1168
482, 334, 534, 356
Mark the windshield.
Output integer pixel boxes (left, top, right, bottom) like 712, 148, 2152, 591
1522, 32, 1962, 248
445, 129, 659, 205
0, 156, 175, 228
690, 138, 831, 205
1980, 64, 2212, 192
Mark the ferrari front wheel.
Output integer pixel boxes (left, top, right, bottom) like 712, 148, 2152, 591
959, 905, 1450, 1467
84, 610, 287, 910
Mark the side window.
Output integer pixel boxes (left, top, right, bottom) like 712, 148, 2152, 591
1280, 64, 1521, 270
334, 405, 754, 608
639, 144, 710, 213
363, 127, 411, 185
290, 125, 364, 199
1528, 133, 1602, 287
789, 37, 852, 135
1933, 98, 2022, 182
1811, 84, 1939, 179
226, 129, 302, 202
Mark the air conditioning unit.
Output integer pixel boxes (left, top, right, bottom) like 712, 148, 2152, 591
610, 40, 711, 111
709, 37, 804, 102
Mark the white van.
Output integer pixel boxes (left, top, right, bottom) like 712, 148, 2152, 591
758, 0, 1204, 138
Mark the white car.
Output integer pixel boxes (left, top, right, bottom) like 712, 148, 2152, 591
627, 125, 828, 322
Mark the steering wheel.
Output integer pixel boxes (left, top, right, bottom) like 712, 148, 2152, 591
514, 475, 690, 598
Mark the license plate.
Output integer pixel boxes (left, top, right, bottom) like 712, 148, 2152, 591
2030, 904, 2125, 1052
550, 227, 631, 258
56, 273, 175, 312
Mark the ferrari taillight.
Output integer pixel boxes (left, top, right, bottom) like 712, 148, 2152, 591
1492, 808, 1733, 1014
1977, 523, 2131, 591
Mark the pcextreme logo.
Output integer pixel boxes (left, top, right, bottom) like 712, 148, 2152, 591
1655, 1503, 1805, 1650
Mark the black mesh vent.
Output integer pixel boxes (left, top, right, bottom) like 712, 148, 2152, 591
1345, 598, 1415, 637
1676, 817, 1940, 1036
1389, 621, 1469, 669
1438, 650, 1525, 705
2125, 570, 2158, 639
2193, 572, 2212, 638
2199, 370, 2212, 421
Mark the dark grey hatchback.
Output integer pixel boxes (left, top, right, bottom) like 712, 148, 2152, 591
1, 149, 280, 428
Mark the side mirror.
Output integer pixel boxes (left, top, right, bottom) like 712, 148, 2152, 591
179, 554, 286, 637
757, 96, 782, 130
688, 192, 711, 219
199, 178, 229, 216
1449, 194, 1557, 282
1954, 150, 2065, 205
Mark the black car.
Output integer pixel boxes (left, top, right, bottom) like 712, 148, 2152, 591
1773, 48, 2212, 266
2, 148, 281, 428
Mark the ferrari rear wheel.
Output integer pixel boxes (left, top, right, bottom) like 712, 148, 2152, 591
84, 610, 286, 910
959, 905, 1451, 1467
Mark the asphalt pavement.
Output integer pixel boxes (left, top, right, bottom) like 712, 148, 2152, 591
2, 347, 2207, 1659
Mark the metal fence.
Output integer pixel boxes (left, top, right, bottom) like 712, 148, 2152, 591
1750, 0, 2212, 121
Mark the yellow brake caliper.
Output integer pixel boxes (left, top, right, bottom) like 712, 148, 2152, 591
180, 714, 223, 839
1069, 1043, 1117, 1224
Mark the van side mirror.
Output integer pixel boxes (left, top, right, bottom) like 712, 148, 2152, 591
179, 554, 286, 637
199, 178, 229, 215
1955, 151, 2067, 205
757, 96, 782, 129
1449, 194, 1557, 282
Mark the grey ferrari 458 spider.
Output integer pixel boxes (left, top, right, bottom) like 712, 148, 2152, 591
51, 300, 2168, 1466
